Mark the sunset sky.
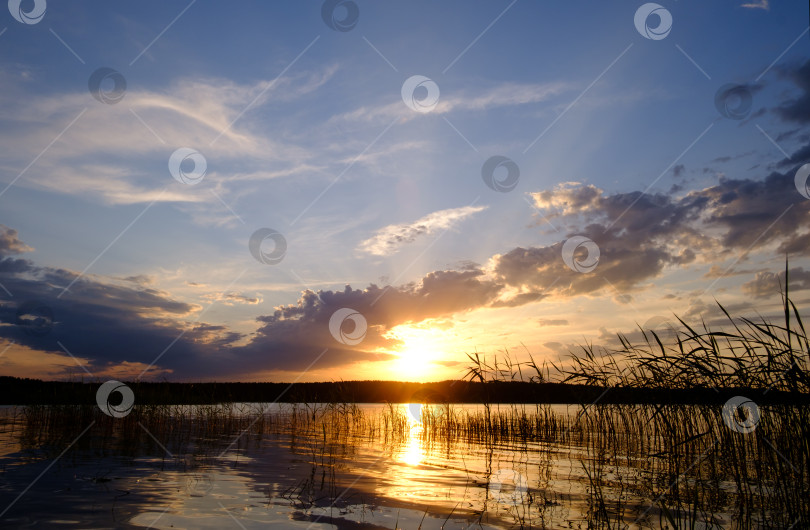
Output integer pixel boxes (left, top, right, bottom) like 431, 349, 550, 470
1, 1, 809, 382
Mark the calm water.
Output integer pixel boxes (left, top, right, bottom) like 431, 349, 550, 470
0, 403, 795, 528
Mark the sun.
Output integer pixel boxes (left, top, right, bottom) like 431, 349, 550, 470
385, 324, 450, 380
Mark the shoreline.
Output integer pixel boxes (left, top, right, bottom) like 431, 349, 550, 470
3, 376, 808, 406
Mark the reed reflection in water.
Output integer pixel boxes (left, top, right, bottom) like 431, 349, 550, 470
0, 401, 806, 528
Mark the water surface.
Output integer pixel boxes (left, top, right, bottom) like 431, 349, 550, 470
0, 403, 800, 528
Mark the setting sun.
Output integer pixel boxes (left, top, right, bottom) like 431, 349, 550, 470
386, 324, 452, 379
1, 1, 808, 527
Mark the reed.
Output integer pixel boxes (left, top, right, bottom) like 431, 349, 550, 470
559, 265, 808, 393
2, 277, 808, 528
457, 270, 810, 528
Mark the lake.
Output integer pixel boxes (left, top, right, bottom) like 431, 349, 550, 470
0, 402, 804, 528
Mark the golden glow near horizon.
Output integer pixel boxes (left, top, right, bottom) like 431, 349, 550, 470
384, 324, 453, 379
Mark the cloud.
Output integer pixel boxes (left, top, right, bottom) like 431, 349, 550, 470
703, 265, 757, 279
3, 158, 809, 379
520, 168, 810, 296
0, 251, 207, 378
0, 225, 32, 257
740, 0, 769, 10
358, 205, 487, 256
334, 81, 571, 124
535, 168, 810, 253
0, 227, 503, 379
202, 291, 263, 305
0, 70, 336, 206
232, 269, 505, 373
537, 319, 569, 326
741, 267, 810, 299
774, 59, 810, 124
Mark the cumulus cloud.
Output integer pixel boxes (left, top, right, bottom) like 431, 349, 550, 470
235, 269, 502, 370
0, 225, 32, 257
494, 168, 808, 301
0, 252, 205, 378
358, 205, 487, 256
742, 267, 810, 299
534, 167, 810, 254
3, 157, 809, 378
239, 167, 810, 374
0, 227, 502, 378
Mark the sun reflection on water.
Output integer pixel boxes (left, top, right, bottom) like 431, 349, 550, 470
398, 404, 426, 467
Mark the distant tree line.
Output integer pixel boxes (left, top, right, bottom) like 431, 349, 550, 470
1, 376, 807, 405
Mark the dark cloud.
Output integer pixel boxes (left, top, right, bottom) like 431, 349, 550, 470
0, 253, 207, 374
3, 161, 809, 379
777, 143, 810, 168
699, 171, 808, 249
672, 164, 685, 178
775, 59, 810, 124
775, 128, 808, 143
237, 269, 504, 371
710, 150, 754, 165
0, 252, 399, 379
0, 238, 504, 378
517, 169, 809, 298
741, 267, 810, 299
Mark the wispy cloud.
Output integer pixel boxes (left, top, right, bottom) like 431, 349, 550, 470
0, 70, 337, 206
333, 81, 571, 124
359, 205, 488, 256
202, 291, 263, 305
740, 0, 769, 10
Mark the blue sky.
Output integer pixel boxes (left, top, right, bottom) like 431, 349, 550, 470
1, 0, 809, 382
